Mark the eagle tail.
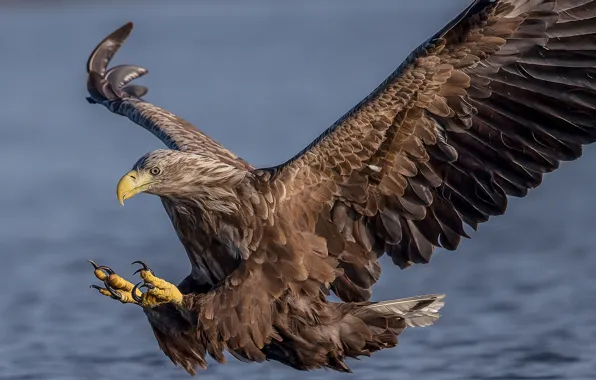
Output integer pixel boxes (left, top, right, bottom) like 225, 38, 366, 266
327, 293, 446, 365
262, 294, 445, 372
362, 293, 446, 328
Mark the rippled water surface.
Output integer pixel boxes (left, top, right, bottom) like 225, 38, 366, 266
1, 1, 596, 379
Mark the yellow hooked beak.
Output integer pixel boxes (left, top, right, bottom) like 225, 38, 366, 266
116, 170, 155, 206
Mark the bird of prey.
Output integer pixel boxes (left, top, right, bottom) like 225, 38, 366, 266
87, 0, 596, 375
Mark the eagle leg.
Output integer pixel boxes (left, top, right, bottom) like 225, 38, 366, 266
88, 260, 141, 304
130, 261, 183, 308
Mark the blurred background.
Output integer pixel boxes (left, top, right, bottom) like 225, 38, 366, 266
1, 1, 595, 379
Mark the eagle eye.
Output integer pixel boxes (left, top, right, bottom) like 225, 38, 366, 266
149, 167, 161, 176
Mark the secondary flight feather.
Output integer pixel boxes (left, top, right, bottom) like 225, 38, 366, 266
86, 0, 596, 375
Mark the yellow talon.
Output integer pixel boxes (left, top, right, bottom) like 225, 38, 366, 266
89, 260, 182, 308
106, 273, 136, 292
93, 268, 109, 281
131, 262, 183, 308
88, 260, 141, 305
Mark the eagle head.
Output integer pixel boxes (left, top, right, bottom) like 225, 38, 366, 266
116, 149, 247, 206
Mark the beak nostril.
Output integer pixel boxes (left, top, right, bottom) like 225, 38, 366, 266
130, 175, 136, 180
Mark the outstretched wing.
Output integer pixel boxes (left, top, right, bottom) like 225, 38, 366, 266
86, 22, 251, 170
257, 0, 596, 301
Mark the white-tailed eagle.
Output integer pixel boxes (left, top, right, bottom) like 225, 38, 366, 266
87, 0, 596, 375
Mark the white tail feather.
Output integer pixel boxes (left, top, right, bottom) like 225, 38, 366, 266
364, 294, 446, 327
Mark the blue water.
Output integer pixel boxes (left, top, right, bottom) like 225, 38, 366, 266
1, 1, 596, 379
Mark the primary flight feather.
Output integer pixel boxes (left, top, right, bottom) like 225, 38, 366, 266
86, 0, 596, 375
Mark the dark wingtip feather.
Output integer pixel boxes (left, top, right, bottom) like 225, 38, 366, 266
122, 84, 149, 98
86, 21, 134, 75
86, 22, 151, 104
86, 70, 115, 103
105, 64, 148, 89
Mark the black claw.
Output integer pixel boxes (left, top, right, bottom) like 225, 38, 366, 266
131, 281, 155, 303
100, 266, 115, 275
132, 260, 153, 275
103, 281, 122, 300
131, 260, 148, 269
90, 284, 102, 291
88, 260, 115, 275
132, 281, 143, 303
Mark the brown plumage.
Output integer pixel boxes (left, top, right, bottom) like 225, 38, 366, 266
86, 0, 596, 375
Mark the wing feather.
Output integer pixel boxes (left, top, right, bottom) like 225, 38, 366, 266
85, 22, 251, 169
259, 0, 596, 301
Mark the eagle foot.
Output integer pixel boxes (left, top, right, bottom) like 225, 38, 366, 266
130, 261, 183, 308
88, 260, 141, 304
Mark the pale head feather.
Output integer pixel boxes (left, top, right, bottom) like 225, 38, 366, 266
132, 149, 248, 214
